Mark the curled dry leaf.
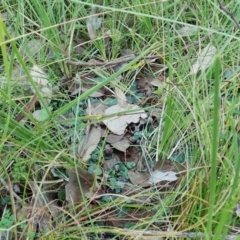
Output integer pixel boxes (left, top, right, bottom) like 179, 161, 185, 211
190, 44, 217, 74
103, 88, 147, 135
78, 126, 102, 162
30, 65, 52, 105
103, 104, 147, 135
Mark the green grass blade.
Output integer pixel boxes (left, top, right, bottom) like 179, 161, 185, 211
206, 55, 221, 238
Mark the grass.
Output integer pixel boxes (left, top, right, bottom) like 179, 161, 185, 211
0, 0, 240, 239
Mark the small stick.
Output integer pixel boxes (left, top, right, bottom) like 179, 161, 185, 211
218, 0, 240, 30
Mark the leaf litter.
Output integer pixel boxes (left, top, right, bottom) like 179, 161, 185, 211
1, 40, 189, 239
2, 7, 227, 239
103, 87, 148, 135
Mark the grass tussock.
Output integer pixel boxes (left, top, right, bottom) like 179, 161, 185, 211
0, 0, 239, 239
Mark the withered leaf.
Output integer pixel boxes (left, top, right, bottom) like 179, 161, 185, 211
78, 126, 102, 162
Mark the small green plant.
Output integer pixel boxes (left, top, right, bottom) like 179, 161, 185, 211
0, 209, 14, 228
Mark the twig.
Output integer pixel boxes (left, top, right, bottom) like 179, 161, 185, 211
218, 0, 240, 30
66, 54, 160, 67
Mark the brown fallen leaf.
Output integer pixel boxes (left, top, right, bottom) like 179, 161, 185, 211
128, 159, 184, 188
15, 93, 38, 122
128, 170, 150, 187
153, 159, 186, 174
65, 167, 102, 211
78, 126, 102, 162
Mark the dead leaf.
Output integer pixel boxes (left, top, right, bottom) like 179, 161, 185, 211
137, 77, 152, 96
65, 168, 101, 211
115, 87, 128, 107
86, 102, 107, 116
128, 170, 150, 187
153, 159, 174, 172
129, 160, 180, 187
87, 8, 102, 40
147, 170, 177, 184
103, 104, 147, 135
111, 137, 130, 152
30, 65, 52, 105
106, 133, 124, 144
103, 88, 147, 135
190, 44, 217, 74
78, 126, 102, 161
15, 93, 38, 122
